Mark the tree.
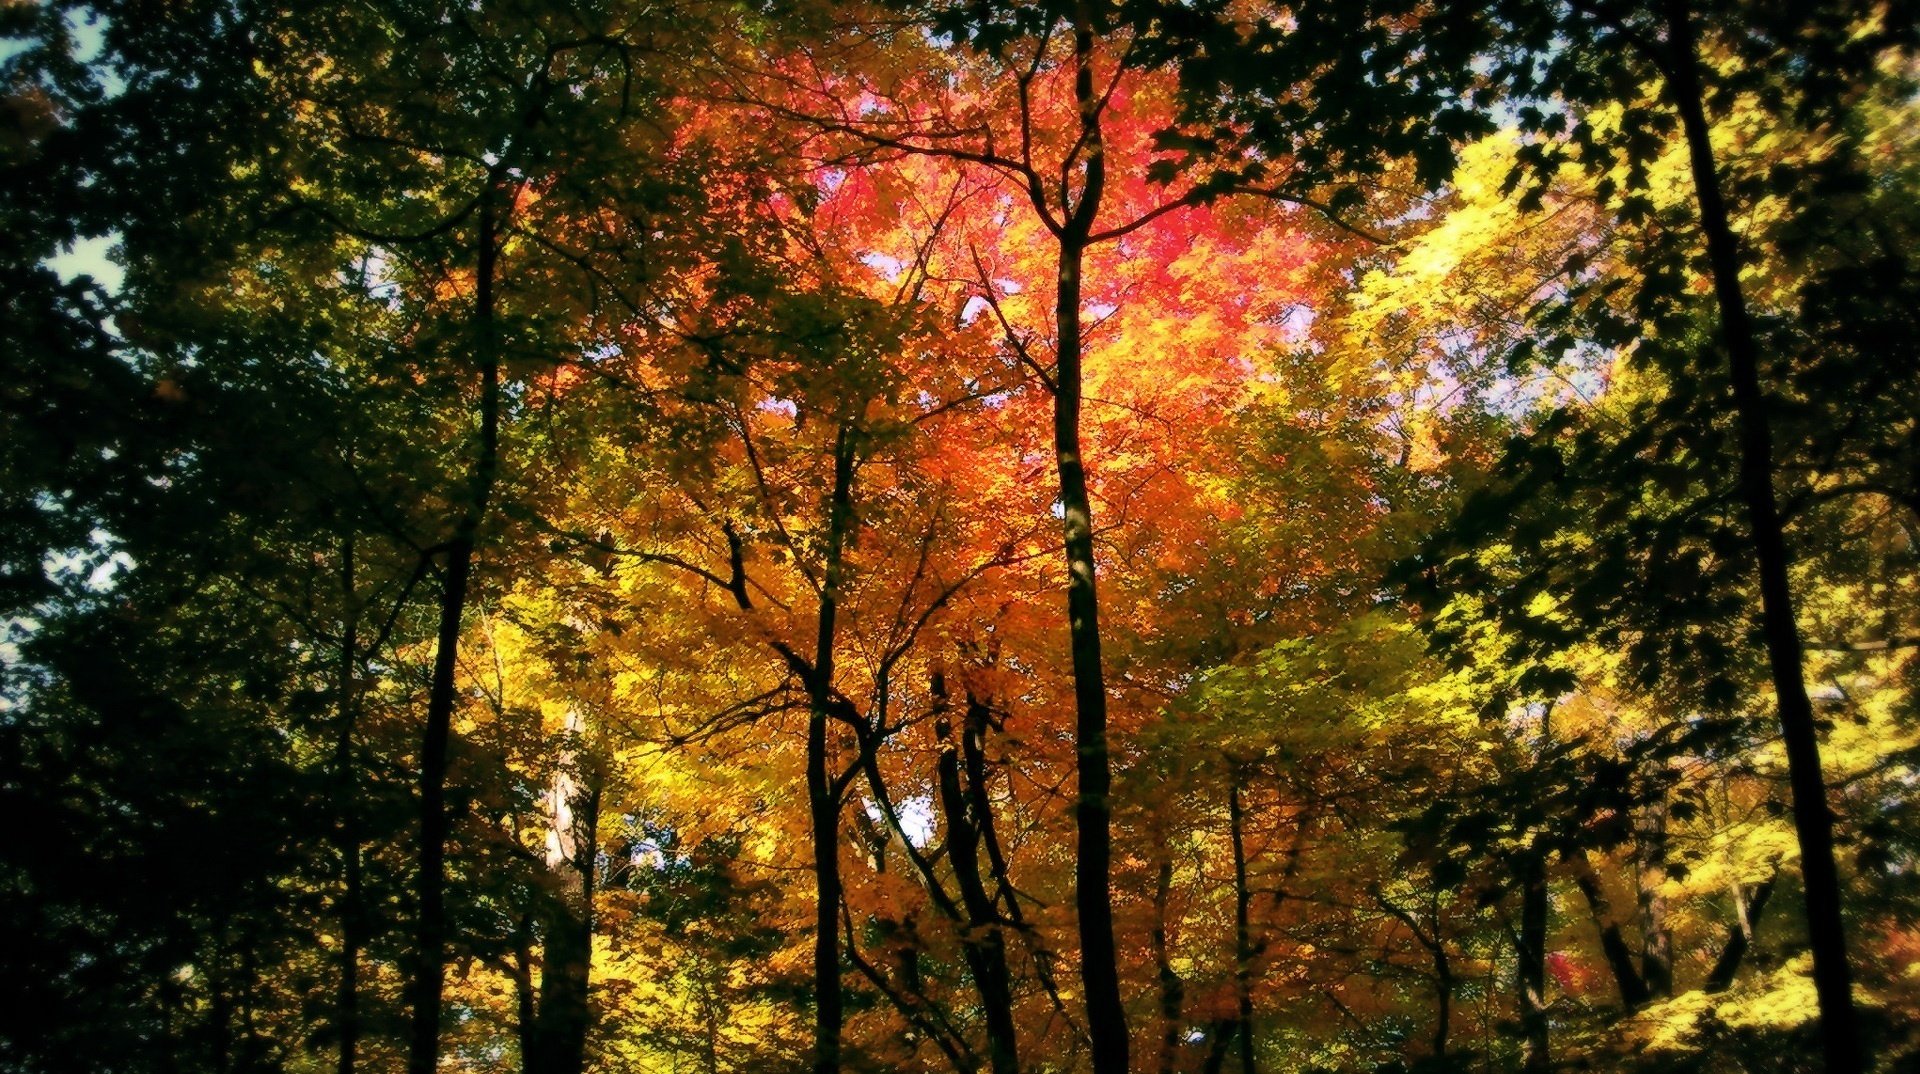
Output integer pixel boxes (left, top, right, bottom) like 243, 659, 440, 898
1443, 4, 1920, 1067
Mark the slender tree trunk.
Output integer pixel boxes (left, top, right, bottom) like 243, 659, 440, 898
409, 535, 472, 1074
407, 180, 503, 1074
1151, 845, 1182, 1074
699, 969, 722, 1074
1658, 5, 1859, 1070
1637, 793, 1673, 1000
334, 534, 363, 1074
1567, 849, 1652, 1009
513, 913, 537, 1064
1056, 15, 1127, 1069
1431, 911, 1453, 1060
1228, 770, 1257, 1074
809, 424, 856, 1074
211, 941, 233, 1074
934, 678, 1020, 1074
1200, 1022, 1237, 1074
1707, 878, 1776, 992
966, 690, 1070, 1021
964, 690, 1083, 1045
1516, 849, 1550, 1074
1206, 808, 1312, 1074
1373, 890, 1454, 1060
528, 738, 600, 1074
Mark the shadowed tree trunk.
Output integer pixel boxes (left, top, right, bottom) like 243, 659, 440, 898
1151, 843, 1182, 1074
408, 178, 504, 1074
1228, 769, 1257, 1074
1516, 847, 1550, 1074
1707, 877, 1777, 992
1054, 10, 1129, 1057
933, 674, 1020, 1074
333, 534, 363, 1074
1568, 849, 1652, 1009
1637, 792, 1673, 1000
1373, 889, 1455, 1060
807, 422, 856, 1074
1658, 2, 1859, 1069
512, 912, 536, 1064
526, 716, 600, 1074
1429, 903, 1452, 1060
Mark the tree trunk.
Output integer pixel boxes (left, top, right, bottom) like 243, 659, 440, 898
1151, 845, 1182, 1074
333, 534, 363, 1074
1516, 849, 1550, 1074
1057, 15, 1127, 1069
527, 730, 599, 1074
1432, 908, 1452, 1061
1228, 770, 1257, 1074
1658, 5, 1860, 1070
1706, 877, 1776, 992
513, 912, 537, 1064
808, 424, 856, 1074
407, 179, 503, 1074
1636, 793, 1673, 1000
1567, 849, 1652, 1009
1200, 1021, 1237, 1074
1373, 890, 1454, 1060
966, 690, 1068, 1016
934, 677, 1020, 1074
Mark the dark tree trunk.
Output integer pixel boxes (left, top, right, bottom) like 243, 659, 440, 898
333, 534, 363, 1074
1200, 1021, 1238, 1074
1568, 850, 1652, 1009
407, 180, 503, 1074
1516, 849, 1550, 1074
1228, 770, 1257, 1074
513, 912, 537, 1064
1658, 5, 1860, 1070
1432, 918, 1452, 1060
1151, 846, 1182, 1074
1056, 16, 1127, 1068
965, 690, 1070, 1018
934, 678, 1020, 1074
808, 424, 856, 1074
1373, 890, 1454, 1059
527, 764, 600, 1074
1206, 807, 1312, 1074
210, 942, 233, 1074
1637, 794, 1673, 1000
1706, 878, 1776, 992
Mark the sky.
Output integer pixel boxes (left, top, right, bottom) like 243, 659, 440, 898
8, 11, 126, 291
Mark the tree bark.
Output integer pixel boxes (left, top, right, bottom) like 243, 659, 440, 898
1150, 845, 1182, 1074
1516, 849, 1550, 1074
333, 533, 363, 1074
513, 911, 537, 1065
1706, 877, 1776, 992
1056, 14, 1127, 1070
1372, 890, 1454, 1059
934, 677, 1020, 1074
527, 737, 599, 1074
1228, 770, 1258, 1074
1636, 793, 1673, 1000
407, 178, 503, 1074
1567, 849, 1652, 1009
808, 424, 856, 1074
1197, 1023, 1236, 1074
1430, 903, 1452, 1061
965, 690, 1080, 1041
1658, 4, 1860, 1070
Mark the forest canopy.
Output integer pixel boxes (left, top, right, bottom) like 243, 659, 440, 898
3, 2, 1918, 1073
